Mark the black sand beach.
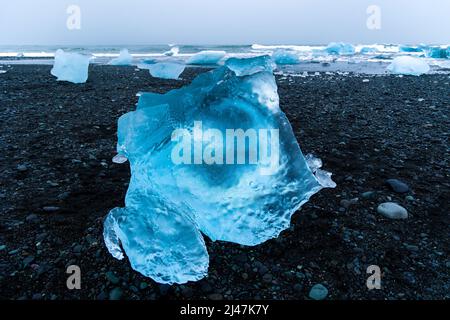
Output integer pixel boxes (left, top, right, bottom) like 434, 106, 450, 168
0, 65, 449, 300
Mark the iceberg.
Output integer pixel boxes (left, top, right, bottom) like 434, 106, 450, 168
109, 49, 133, 66
425, 46, 449, 59
187, 50, 226, 65
272, 49, 300, 65
51, 49, 90, 84
387, 56, 430, 76
104, 58, 335, 284
224, 55, 276, 76
147, 62, 186, 80
326, 42, 355, 55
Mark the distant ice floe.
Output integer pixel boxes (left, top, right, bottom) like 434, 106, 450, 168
187, 50, 226, 65
326, 42, 356, 55
109, 49, 133, 66
51, 49, 91, 84
387, 56, 430, 76
272, 49, 300, 65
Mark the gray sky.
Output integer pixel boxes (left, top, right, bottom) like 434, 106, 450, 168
0, 0, 449, 45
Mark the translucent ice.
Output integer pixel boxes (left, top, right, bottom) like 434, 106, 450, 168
225, 55, 276, 76
109, 49, 133, 66
387, 56, 430, 76
359, 47, 378, 54
399, 45, 424, 53
272, 49, 300, 65
187, 50, 226, 65
147, 62, 186, 80
51, 49, 90, 84
425, 46, 449, 59
104, 59, 335, 284
326, 42, 355, 55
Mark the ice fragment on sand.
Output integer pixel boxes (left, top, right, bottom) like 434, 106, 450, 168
187, 50, 226, 65
225, 55, 276, 76
147, 62, 186, 80
104, 58, 335, 284
109, 49, 133, 66
387, 56, 430, 76
326, 42, 355, 55
51, 49, 90, 84
272, 49, 300, 65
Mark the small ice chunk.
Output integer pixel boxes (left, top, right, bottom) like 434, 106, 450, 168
225, 55, 276, 76
305, 154, 323, 172
164, 47, 179, 56
326, 42, 355, 55
147, 62, 186, 80
272, 49, 300, 65
387, 56, 430, 76
0, 70, 6, 74
187, 51, 226, 65
112, 154, 128, 164
109, 49, 133, 66
51, 49, 90, 84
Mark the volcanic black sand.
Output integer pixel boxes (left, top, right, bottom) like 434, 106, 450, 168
0, 65, 448, 300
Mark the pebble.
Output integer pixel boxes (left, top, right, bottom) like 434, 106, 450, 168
43, 206, 60, 212
208, 293, 223, 300
362, 191, 376, 199
17, 164, 28, 172
386, 179, 409, 193
309, 284, 328, 300
377, 202, 408, 219
109, 287, 123, 300
26, 214, 39, 222
263, 273, 273, 283
105, 271, 120, 284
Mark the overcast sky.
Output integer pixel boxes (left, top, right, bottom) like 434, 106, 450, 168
0, 0, 449, 45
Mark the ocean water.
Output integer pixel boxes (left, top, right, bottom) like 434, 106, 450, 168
0, 44, 449, 74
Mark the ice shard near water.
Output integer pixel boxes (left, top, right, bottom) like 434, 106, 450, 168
109, 49, 133, 66
187, 50, 226, 65
326, 42, 355, 55
387, 56, 430, 76
104, 58, 335, 284
51, 49, 90, 84
147, 62, 186, 80
164, 47, 180, 56
272, 49, 300, 65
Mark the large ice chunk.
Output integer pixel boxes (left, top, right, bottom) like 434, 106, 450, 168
104, 59, 335, 284
51, 49, 90, 84
109, 49, 133, 66
187, 50, 226, 65
387, 56, 430, 76
272, 49, 300, 64
147, 62, 186, 80
225, 55, 276, 76
399, 45, 424, 53
326, 42, 355, 55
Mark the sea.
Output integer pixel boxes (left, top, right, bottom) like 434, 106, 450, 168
0, 44, 449, 74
